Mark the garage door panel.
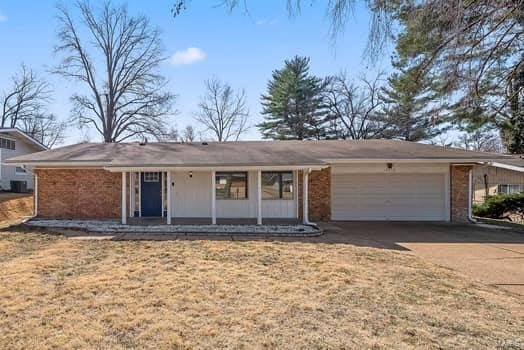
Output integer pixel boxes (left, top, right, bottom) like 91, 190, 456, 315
331, 173, 447, 221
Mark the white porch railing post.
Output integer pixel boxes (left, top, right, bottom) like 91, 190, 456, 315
303, 169, 309, 225
257, 169, 262, 225
211, 170, 216, 224
121, 171, 127, 225
167, 171, 172, 225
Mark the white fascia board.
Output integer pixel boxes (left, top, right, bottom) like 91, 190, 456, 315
323, 158, 493, 164
489, 162, 524, 173
105, 165, 327, 172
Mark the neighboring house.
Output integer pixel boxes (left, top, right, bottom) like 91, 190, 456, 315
0, 128, 47, 191
6, 140, 514, 224
472, 156, 524, 203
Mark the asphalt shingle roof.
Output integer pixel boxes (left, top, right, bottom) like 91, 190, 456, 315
4, 139, 516, 167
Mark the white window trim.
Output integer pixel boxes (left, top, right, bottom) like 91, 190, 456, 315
143, 172, 160, 182
261, 171, 295, 200
498, 184, 524, 194
15, 166, 28, 175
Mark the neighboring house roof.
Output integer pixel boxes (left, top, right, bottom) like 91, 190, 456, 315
4, 139, 516, 168
0, 128, 48, 151
489, 155, 524, 173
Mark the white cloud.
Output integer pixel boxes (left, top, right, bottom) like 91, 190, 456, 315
170, 47, 206, 66
0, 11, 7, 22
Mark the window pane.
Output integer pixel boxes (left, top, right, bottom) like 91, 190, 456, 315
262, 172, 293, 199
216, 172, 247, 199
281, 172, 294, 199
15, 166, 27, 174
144, 172, 159, 182
262, 173, 280, 199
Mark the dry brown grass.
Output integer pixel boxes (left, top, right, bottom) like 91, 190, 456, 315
0, 225, 522, 349
0, 193, 33, 222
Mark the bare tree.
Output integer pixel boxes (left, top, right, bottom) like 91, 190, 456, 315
324, 73, 386, 139
194, 77, 249, 142
1, 65, 50, 128
22, 113, 67, 148
182, 125, 197, 142
172, 1, 393, 52
454, 129, 505, 153
55, 1, 175, 143
1, 65, 66, 148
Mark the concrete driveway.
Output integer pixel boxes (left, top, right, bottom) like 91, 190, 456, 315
320, 222, 524, 297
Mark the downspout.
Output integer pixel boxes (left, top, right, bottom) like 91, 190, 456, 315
468, 168, 476, 223
303, 168, 316, 226
33, 172, 38, 218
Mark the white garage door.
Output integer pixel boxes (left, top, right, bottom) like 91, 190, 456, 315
331, 173, 448, 221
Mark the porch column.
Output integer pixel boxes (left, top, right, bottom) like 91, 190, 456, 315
166, 171, 172, 224
211, 170, 216, 224
138, 171, 142, 217
121, 171, 127, 225
161, 172, 165, 218
302, 169, 309, 225
257, 169, 262, 225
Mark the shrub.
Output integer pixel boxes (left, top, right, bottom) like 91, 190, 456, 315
473, 193, 524, 219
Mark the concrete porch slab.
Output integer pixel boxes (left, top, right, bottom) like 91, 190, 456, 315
25, 219, 321, 236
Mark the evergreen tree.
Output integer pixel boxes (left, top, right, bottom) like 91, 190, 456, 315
378, 65, 446, 142
258, 56, 328, 140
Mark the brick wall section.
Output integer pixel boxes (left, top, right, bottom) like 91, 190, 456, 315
35, 168, 121, 219
298, 168, 331, 222
450, 165, 473, 222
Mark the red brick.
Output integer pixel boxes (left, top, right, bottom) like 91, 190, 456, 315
35, 168, 121, 219
298, 168, 331, 222
450, 165, 473, 222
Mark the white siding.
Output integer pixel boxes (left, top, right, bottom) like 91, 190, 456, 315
331, 163, 450, 221
0, 135, 41, 190
172, 171, 212, 218
170, 170, 297, 219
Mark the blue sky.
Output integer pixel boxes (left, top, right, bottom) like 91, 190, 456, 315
0, 0, 391, 144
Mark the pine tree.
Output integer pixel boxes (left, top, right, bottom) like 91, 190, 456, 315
258, 56, 328, 140
378, 65, 445, 142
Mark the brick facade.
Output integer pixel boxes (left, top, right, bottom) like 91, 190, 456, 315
35, 168, 121, 219
450, 165, 473, 222
34, 165, 471, 223
298, 168, 331, 222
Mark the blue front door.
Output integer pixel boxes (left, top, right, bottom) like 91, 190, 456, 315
141, 172, 162, 217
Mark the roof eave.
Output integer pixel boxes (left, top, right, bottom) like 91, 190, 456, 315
0, 128, 48, 150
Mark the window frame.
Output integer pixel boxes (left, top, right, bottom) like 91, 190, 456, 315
215, 172, 248, 200
143, 172, 160, 182
261, 171, 294, 200
15, 166, 27, 175
498, 184, 524, 194
0, 137, 16, 150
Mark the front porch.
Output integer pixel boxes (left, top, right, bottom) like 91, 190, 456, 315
117, 166, 322, 226
127, 217, 301, 226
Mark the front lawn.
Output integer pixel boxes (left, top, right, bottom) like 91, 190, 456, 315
0, 226, 522, 349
